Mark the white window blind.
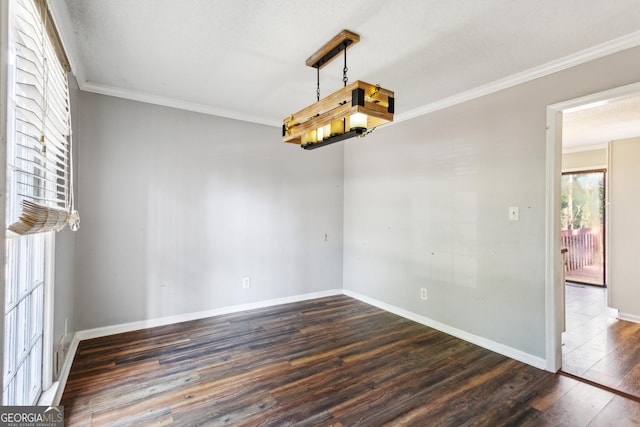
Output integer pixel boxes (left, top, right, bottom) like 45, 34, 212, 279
7, 0, 79, 235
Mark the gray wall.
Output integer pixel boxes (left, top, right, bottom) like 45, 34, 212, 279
71, 45, 640, 360
343, 46, 640, 358
75, 93, 344, 330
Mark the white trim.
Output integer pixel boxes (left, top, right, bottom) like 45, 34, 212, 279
550, 81, 640, 112
396, 31, 640, 125
544, 107, 563, 372
45, 0, 274, 128
81, 29, 640, 128
37, 381, 58, 406
75, 289, 342, 341
51, 286, 552, 403
44, 7, 640, 129
46, 0, 85, 85
0, 0, 9, 399
606, 142, 613, 308
80, 82, 280, 127
41, 232, 56, 391
52, 332, 80, 405
343, 290, 547, 370
545, 81, 640, 374
618, 312, 640, 324
51, 289, 341, 403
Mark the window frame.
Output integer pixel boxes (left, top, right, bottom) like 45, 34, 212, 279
0, 0, 10, 405
2, 0, 66, 405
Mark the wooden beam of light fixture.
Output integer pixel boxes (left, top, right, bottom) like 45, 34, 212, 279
282, 30, 394, 150
306, 29, 360, 69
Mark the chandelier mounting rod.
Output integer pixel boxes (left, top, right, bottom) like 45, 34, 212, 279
306, 30, 360, 70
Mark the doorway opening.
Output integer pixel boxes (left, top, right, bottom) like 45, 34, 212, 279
545, 82, 640, 371
546, 81, 640, 398
561, 169, 606, 286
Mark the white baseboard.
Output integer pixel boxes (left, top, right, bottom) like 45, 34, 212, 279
38, 381, 59, 406
343, 289, 547, 370
53, 287, 547, 404
52, 289, 342, 403
618, 312, 640, 324
73, 289, 342, 341
53, 333, 80, 405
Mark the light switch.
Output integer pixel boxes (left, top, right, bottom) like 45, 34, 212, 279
508, 206, 519, 221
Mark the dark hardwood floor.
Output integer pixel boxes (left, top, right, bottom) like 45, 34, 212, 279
61, 295, 640, 426
563, 283, 640, 399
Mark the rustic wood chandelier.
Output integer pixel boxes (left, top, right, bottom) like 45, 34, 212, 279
282, 30, 395, 150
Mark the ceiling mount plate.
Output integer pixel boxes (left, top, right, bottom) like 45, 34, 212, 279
305, 29, 360, 69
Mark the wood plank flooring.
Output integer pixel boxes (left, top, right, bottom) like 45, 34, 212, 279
563, 283, 640, 399
61, 295, 640, 426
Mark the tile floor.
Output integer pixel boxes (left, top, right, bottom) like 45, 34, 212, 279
562, 283, 640, 398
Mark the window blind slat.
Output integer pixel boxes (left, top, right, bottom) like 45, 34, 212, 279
12, 156, 69, 186
16, 121, 70, 175
15, 116, 69, 157
7, 0, 77, 235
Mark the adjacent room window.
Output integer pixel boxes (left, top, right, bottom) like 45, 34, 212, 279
4, 0, 75, 405
561, 170, 606, 286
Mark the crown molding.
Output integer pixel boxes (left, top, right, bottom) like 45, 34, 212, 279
80, 81, 281, 127
47, 4, 640, 129
395, 30, 640, 125
46, 1, 279, 127
46, 0, 86, 84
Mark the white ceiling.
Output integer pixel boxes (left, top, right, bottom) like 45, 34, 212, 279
563, 94, 640, 152
54, 0, 640, 130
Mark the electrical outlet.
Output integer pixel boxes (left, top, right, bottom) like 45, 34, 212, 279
508, 206, 519, 221
242, 277, 251, 288
420, 288, 427, 300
